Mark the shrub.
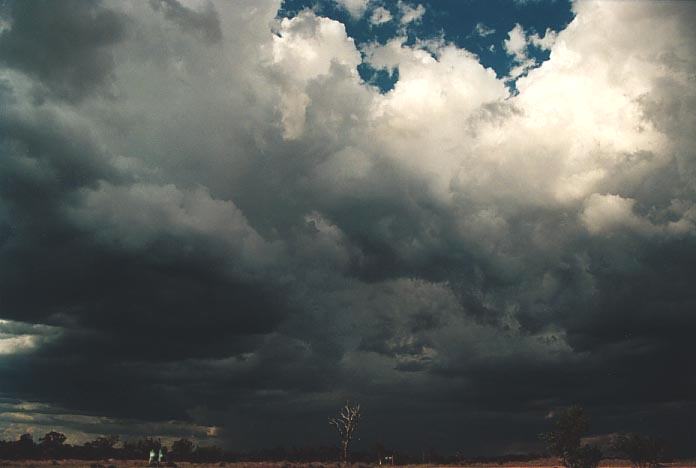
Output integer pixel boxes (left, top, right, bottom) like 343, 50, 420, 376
612, 433, 665, 468
540, 405, 603, 468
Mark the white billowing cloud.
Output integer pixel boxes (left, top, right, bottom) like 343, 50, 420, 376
271, 10, 361, 82
474, 22, 495, 37
339, 0, 693, 239
503, 24, 558, 78
333, 0, 369, 18
582, 194, 696, 237
530, 27, 558, 50
365, 37, 507, 197
398, 1, 426, 24
271, 11, 362, 139
278, 89, 311, 140
509, 3, 684, 206
503, 23, 528, 60
348, 0, 696, 287
370, 6, 392, 25
503, 23, 537, 78
581, 194, 653, 235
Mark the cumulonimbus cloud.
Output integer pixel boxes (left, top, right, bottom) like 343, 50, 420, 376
0, 0, 695, 455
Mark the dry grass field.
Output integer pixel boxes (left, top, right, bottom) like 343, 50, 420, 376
1, 461, 696, 468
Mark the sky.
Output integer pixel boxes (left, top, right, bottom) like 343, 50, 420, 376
0, 0, 695, 457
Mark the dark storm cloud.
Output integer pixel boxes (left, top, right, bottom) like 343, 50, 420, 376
149, 0, 222, 44
0, 0, 126, 101
0, 0, 695, 458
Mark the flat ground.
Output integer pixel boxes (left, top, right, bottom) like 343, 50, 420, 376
1, 461, 695, 468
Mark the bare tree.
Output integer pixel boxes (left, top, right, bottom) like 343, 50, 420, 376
329, 401, 361, 463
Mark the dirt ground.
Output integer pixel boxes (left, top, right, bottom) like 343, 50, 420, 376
1, 461, 696, 468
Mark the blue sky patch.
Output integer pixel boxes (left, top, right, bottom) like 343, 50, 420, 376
277, 0, 574, 92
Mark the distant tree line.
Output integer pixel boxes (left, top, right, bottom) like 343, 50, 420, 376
0, 432, 548, 465
540, 405, 669, 468
0, 433, 227, 462
0, 404, 672, 467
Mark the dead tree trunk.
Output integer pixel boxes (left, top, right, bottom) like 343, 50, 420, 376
329, 401, 361, 464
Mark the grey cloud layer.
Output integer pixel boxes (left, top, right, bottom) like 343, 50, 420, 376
0, 0, 695, 455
